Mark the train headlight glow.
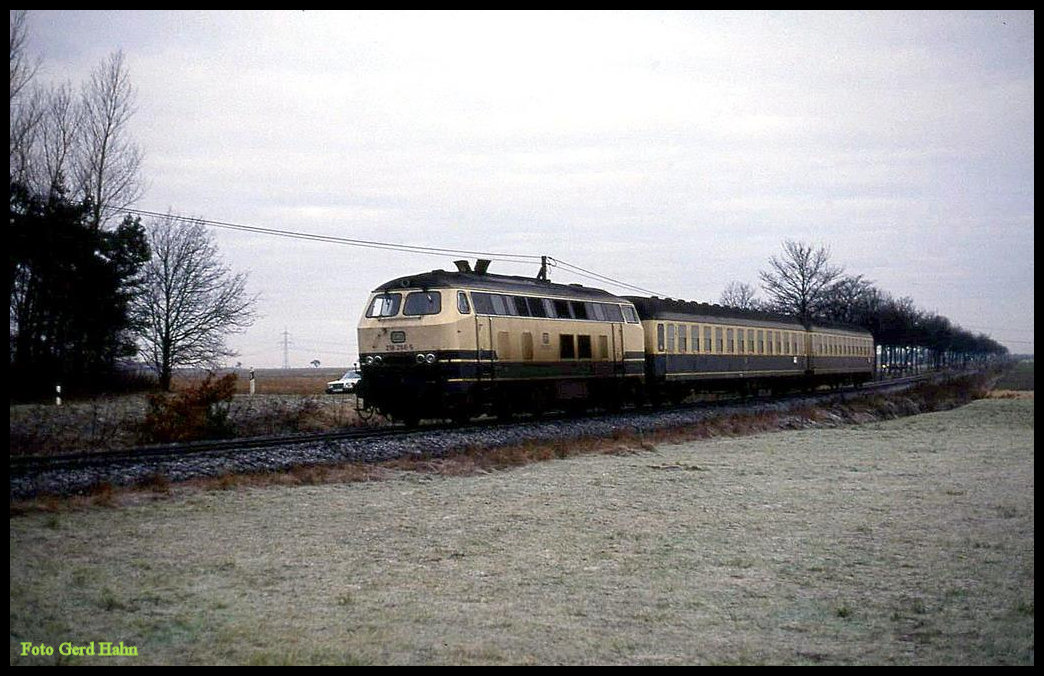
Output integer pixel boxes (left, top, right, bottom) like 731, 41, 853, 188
426, 353, 436, 364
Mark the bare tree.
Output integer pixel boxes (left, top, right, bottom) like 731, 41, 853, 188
820, 274, 877, 326
758, 240, 844, 325
719, 281, 762, 310
37, 82, 83, 197
10, 10, 43, 186
77, 50, 144, 229
9, 10, 39, 102
136, 213, 259, 391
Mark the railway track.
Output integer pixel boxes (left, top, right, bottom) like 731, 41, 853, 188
9, 371, 953, 500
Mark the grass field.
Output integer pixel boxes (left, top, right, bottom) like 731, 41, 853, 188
992, 359, 1034, 392
9, 394, 1034, 665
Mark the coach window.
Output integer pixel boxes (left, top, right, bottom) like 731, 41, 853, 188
737, 328, 745, 354
704, 326, 713, 354
679, 325, 688, 352
757, 330, 764, 354
457, 291, 471, 315
666, 324, 676, 352
715, 327, 724, 353
692, 326, 700, 352
727, 328, 734, 353
657, 324, 665, 352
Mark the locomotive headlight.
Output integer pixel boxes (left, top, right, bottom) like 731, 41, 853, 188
416, 353, 426, 364
425, 353, 436, 364
373, 356, 383, 365
362, 356, 373, 366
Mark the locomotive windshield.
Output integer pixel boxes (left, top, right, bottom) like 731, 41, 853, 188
403, 291, 442, 316
366, 293, 401, 318
366, 291, 442, 317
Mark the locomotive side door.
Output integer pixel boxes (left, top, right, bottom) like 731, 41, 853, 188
475, 314, 496, 384
611, 321, 625, 376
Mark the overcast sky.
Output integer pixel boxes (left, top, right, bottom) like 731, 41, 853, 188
22, 10, 1035, 366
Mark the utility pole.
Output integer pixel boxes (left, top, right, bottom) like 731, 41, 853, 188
282, 328, 291, 369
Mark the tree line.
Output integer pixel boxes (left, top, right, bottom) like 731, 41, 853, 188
9, 11, 256, 399
721, 240, 1008, 370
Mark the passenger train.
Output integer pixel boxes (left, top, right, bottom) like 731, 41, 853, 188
355, 261, 874, 425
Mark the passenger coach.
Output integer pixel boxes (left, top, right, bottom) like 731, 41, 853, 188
625, 296, 874, 401
357, 261, 646, 424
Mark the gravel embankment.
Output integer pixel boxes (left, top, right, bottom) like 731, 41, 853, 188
9, 384, 955, 501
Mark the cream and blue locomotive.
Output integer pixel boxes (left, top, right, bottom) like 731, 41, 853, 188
356, 261, 646, 425
356, 262, 875, 424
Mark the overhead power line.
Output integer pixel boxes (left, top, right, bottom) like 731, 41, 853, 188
116, 207, 542, 265
114, 207, 669, 297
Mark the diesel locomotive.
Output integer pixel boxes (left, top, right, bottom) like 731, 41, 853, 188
355, 261, 874, 424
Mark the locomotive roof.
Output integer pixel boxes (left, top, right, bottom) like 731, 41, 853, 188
373, 269, 625, 302
624, 295, 872, 336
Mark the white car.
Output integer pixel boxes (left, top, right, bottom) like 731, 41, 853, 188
325, 370, 361, 394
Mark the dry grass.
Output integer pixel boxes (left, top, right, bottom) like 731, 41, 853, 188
8, 368, 367, 456
9, 396, 1034, 665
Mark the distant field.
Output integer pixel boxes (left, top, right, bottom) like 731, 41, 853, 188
174, 367, 351, 396
10, 397, 1034, 665
992, 360, 1034, 392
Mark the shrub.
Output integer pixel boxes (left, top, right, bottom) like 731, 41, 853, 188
140, 373, 238, 443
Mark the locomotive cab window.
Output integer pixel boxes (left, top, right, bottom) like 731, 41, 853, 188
457, 291, 471, 315
366, 293, 402, 318
403, 291, 442, 316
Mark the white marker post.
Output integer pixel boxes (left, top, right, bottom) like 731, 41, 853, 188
55, 384, 62, 406
249, 368, 256, 396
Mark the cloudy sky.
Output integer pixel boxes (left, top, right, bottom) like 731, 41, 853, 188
23, 10, 1035, 366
